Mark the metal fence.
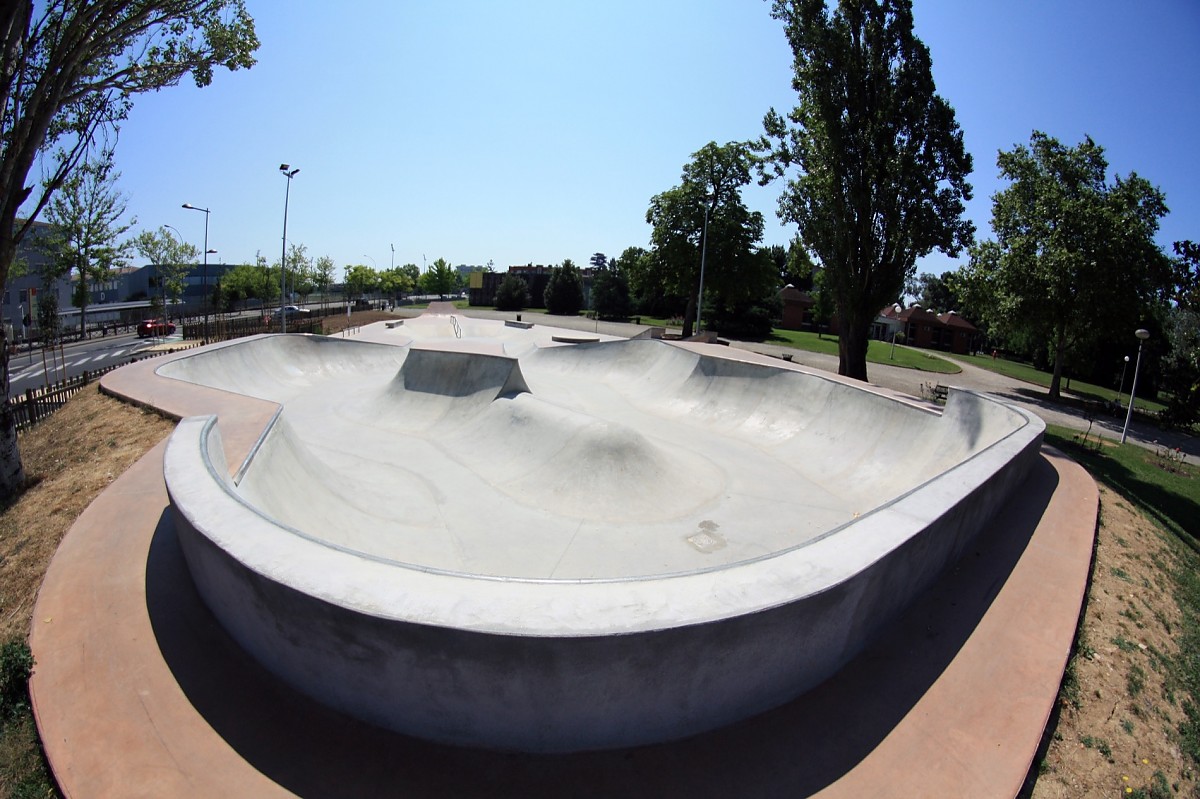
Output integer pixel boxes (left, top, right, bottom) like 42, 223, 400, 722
5, 343, 200, 432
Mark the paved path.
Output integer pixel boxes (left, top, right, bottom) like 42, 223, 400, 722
406, 307, 1197, 461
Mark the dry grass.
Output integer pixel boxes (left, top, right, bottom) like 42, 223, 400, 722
0, 385, 174, 642
1032, 487, 1199, 797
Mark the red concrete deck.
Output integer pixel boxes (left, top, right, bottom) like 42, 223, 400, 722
29, 345, 1097, 798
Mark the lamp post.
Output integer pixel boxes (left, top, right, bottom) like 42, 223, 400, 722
1117, 354, 1131, 408
694, 202, 710, 335
181, 203, 210, 341
279, 164, 299, 333
1120, 329, 1151, 445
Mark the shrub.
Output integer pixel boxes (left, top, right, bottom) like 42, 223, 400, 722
494, 274, 530, 312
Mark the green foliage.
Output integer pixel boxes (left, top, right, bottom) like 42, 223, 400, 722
959, 132, 1170, 399
313, 255, 336, 297
0, 639, 33, 721
646, 141, 766, 336
344, 264, 379, 300
40, 155, 134, 329
590, 266, 631, 320
379, 267, 415, 300
494, 273, 530, 312
543, 259, 584, 316
757, 0, 973, 380
133, 227, 200, 314
905, 272, 959, 313
419, 258, 457, 298
1160, 306, 1200, 428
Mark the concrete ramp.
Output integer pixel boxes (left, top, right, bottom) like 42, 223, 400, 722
160, 325, 1046, 752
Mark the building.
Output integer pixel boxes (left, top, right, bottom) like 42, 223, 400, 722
872, 303, 980, 355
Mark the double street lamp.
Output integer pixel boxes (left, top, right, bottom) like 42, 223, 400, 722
279, 164, 300, 333
1119, 328, 1151, 445
181, 203, 211, 341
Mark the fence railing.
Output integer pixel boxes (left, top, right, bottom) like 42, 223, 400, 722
5, 343, 200, 432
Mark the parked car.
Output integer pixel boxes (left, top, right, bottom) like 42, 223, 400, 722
272, 305, 311, 319
137, 318, 176, 338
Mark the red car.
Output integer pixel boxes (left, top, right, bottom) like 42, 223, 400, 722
137, 318, 176, 338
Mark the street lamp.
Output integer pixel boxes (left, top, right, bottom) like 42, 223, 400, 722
694, 202, 710, 335
279, 164, 299, 333
1117, 354, 1131, 408
181, 203, 210, 341
1120, 328, 1151, 445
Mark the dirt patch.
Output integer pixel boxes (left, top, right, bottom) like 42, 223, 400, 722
1032, 487, 1198, 797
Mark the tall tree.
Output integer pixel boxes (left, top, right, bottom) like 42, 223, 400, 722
960, 132, 1169, 400
756, 0, 973, 380
344, 264, 379, 301
420, 257, 457, 298
41, 155, 134, 337
133, 226, 198, 319
0, 1, 258, 497
904, 271, 958, 312
313, 255, 336, 309
647, 141, 766, 337
544, 259, 585, 316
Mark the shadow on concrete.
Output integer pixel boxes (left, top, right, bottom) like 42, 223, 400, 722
145, 456, 1058, 798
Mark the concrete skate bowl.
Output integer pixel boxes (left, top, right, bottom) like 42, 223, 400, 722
160, 332, 1044, 753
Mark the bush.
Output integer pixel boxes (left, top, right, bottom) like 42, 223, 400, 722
494, 274, 530, 312
0, 638, 34, 721
544, 262, 584, 316
590, 269, 632, 320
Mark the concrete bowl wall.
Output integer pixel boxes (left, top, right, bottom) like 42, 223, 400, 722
164, 337, 1044, 753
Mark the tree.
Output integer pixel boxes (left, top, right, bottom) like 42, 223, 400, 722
589, 252, 608, 270
904, 271, 959, 312
647, 141, 767, 337
494, 273, 530, 311
420, 257, 457, 298
960, 132, 1170, 400
313, 255, 335, 308
344, 264, 379, 301
221, 261, 275, 309
379, 267, 415, 303
133, 227, 198, 319
40, 154, 134, 337
544, 259, 584, 315
590, 264, 632, 320
0, 1, 258, 498
756, 0, 973, 380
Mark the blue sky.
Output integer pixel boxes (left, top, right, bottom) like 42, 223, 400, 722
60, 0, 1200, 278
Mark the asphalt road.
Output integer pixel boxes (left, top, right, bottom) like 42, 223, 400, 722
8, 331, 176, 395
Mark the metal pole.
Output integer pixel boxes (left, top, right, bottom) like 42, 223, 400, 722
1120, 330, 1150, 444
202, 212, 209, 341
695, 203, 709, 335
279, 166, 298, 333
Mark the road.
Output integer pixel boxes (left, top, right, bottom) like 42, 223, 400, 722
8, 331, 179, 395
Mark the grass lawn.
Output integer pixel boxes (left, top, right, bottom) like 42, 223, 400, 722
955, 353, 1167, 415
1044, 424, 1198, 546
766, 329, 961, 374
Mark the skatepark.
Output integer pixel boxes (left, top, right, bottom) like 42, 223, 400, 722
28, 308, 1097, 795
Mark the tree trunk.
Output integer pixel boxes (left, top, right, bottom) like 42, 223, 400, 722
837, 311, 870, 381
0, 328, 27, 500
1048, 333, 1066, 401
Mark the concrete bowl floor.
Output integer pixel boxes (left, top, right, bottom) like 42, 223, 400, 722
29, 320, 1097, 795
